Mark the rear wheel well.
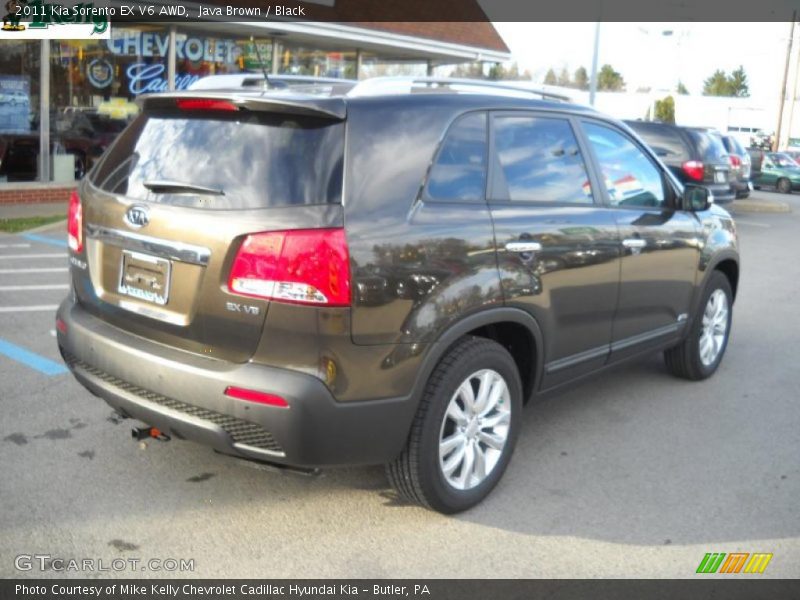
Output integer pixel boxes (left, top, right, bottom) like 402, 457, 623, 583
465, 322, 536, 402
714, 259, 739, 300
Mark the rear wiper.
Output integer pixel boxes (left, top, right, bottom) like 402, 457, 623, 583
143, 180, 225, 196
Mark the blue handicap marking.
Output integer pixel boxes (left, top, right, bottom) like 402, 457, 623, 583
20, 233, 68, 249
0, 338, 67, 376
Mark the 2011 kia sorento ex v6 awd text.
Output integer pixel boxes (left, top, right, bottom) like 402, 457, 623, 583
57, 79, 739, 513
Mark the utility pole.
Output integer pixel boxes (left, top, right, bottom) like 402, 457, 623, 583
775, 14, 796, 151
787, 25, 800, 149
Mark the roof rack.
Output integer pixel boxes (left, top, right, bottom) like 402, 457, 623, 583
188, 74, 358, 92
347, 77, 571, 102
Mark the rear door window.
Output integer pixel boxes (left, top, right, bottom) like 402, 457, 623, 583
91, 110, 344, 209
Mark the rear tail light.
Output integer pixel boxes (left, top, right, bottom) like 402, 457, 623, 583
681, 160, 705, 181
176, 98, 238, 111
228, 228, 351, 307
225, 386, 289, 408
67, 190, 83, 252
729, 155, 742, 168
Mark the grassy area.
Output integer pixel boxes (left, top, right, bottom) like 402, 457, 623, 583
0, 214, 66, 233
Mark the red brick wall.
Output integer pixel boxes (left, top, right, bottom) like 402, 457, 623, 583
0, 186, 74, 205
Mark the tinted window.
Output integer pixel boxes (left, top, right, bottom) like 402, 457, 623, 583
492, 116, 593, 204
426, 112, 487, 202
688, 130, 729, 163
626, 122, 689, 162
770, 153, 799, 168
91, 110, 344, 209
584, 122, 667, 209
722, 135, 745, 156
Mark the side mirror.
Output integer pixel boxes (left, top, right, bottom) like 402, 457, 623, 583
684, 184, 713, 211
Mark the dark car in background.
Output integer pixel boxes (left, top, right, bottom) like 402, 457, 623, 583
0, 111, 107, 181
84, 113, 130, 154
721, 134, 752, 198
624, 120, 735, 204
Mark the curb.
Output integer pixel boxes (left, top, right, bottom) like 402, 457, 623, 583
24, 218, 67, 234
731, 199, 791, 214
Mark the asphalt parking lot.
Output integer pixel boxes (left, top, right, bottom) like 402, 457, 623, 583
1, 191, 798, 579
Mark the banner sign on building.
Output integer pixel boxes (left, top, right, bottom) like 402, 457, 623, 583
0, 75, 31, 132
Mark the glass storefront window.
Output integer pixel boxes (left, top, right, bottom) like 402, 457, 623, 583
276, 42, 357, 79
1, 28, 483, 185
0, 41, 40, 182
358, 52, 428, 79
46, 27, 260, 182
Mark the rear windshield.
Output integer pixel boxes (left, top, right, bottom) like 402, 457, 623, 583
721, 135, 745, 155
626, 122, 689, 162
90, 110, 344, 209
688, 130, 729, 163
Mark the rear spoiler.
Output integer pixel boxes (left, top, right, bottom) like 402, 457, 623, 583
137, 92, 346, 120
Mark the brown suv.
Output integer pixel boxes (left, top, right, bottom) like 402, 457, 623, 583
57, 78, 740, 513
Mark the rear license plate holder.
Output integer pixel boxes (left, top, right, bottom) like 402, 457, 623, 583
118, 250, 171, 306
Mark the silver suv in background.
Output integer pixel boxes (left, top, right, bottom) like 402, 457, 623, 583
721, 134, 752, 199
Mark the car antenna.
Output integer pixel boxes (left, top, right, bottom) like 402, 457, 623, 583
250, 36, 271, 91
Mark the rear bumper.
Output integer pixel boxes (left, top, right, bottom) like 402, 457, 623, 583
57, 298, 416, 468
705, 182, 736, 204
731, 178, 752, 198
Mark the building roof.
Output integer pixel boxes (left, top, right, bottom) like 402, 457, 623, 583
200, 0, 510, 58
352, 22, 509, 55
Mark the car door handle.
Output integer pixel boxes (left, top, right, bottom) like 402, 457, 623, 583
622, 239, 646, 249
505, 242, 543, 253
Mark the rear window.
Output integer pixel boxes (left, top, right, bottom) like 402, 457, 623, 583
425, 112, 487, 202
688, 130, 729, 163
721, 135, 745, 156
91, 110, 344, 209
626, 122, 689, 162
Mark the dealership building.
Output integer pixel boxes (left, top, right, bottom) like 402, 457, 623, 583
0, 16, 509, 203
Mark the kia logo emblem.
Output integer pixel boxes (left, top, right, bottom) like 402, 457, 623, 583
124, 205, 149, 229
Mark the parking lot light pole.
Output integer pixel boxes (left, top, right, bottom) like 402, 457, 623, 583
589, 22, 600, 106
786, 26, 800, 149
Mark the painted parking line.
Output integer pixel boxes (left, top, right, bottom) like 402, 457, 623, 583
0, 284, 69, 291
734, 219, 771, 228
0, 243, 31, 249
0, 253, 64, 260
0, 305, 60, 313
0, 337, 67, 376
0, 268, 67, 274
20, 234, 68, 249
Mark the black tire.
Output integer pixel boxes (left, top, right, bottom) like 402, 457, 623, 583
777, 177, 792, 194
664, 271, 733, 381
386, 336, 522, 513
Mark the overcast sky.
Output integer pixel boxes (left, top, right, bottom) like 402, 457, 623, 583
492, 22, 793, 109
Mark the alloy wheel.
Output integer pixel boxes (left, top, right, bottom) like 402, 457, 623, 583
438, 369, 511, 491
699, 289, 729, 366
